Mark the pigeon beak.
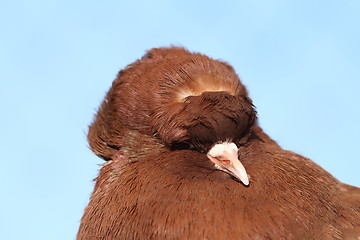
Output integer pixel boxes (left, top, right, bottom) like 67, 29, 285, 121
207, 142, 249, 186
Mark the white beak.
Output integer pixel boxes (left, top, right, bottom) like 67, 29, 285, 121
207, 142, 249, 186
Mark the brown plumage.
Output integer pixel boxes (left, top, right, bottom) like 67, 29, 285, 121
78, 47, 360, 239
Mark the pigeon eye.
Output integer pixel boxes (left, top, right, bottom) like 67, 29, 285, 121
170, 141, 191, 151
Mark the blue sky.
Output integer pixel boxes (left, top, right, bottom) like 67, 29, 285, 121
0, 1, 359, 239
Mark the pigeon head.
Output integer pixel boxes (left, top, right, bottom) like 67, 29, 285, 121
88, 47, 257, 185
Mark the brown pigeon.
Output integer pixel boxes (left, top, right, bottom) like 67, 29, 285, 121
77, 47, 360, 239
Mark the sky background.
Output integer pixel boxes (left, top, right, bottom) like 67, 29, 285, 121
1, 1, 359, 239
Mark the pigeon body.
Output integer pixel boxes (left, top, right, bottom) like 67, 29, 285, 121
78, 47, 360, 239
